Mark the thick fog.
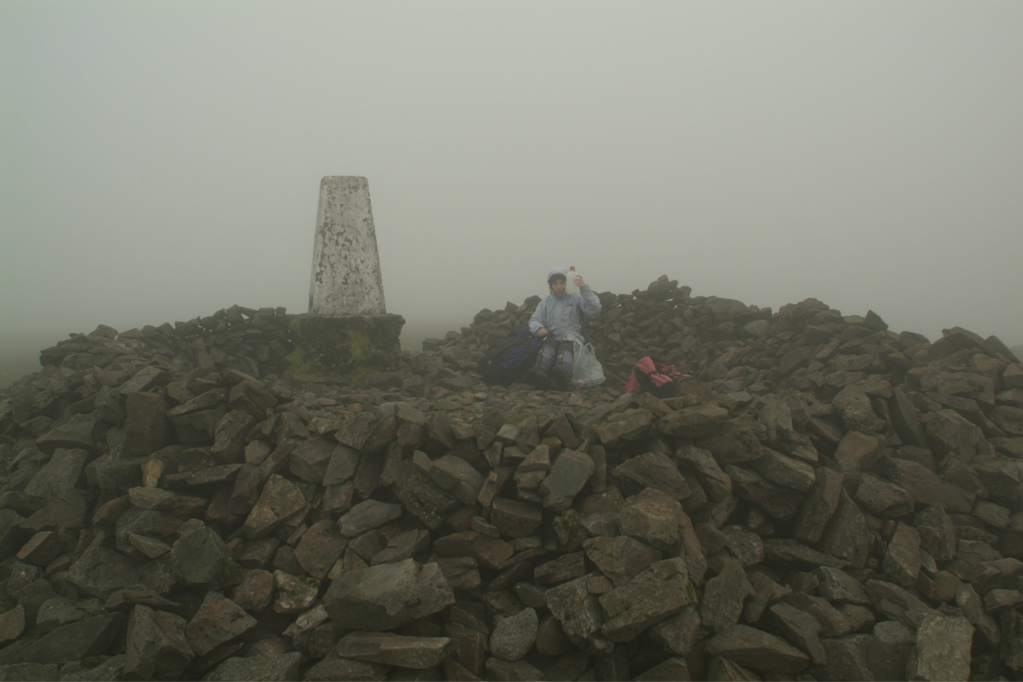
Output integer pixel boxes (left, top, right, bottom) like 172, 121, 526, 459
2, 1, 1022, 387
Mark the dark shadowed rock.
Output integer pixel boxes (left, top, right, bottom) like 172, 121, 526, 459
705, 623, 810, 674
123, 604, 193, 679
335, 631, 456, 669
185, 591, 256, 657
169, 524, 243, 589
0, 612, 125, 665
203, 651, 303, 681
66, 545, 141, 600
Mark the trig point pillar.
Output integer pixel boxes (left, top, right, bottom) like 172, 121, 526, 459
308, 176, 387, 315
286, 176, 404, 384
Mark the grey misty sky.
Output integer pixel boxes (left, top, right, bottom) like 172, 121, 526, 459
1, 0, 1021, 355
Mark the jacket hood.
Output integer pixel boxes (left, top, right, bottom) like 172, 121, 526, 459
547, 268, 569, 284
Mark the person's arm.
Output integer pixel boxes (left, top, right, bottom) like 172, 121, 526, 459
578, 281, 601, 315
529, 299, 551, 336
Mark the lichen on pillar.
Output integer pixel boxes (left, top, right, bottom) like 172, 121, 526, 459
308, 176, 387, 316
291, 176, 404, 383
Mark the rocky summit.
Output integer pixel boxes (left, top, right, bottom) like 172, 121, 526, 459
1, 275, 1022, 681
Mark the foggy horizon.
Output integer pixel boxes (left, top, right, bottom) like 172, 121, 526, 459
3, 1, 1021, 387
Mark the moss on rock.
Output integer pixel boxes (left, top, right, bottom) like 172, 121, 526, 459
283, 313, 404, 386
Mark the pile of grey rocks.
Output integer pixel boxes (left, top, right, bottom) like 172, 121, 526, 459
0, 278, 1021, 680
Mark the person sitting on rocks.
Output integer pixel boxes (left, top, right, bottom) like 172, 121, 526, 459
526, 268, 601, 390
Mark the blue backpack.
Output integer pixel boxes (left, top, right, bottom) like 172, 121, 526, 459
478, 328, 546, 386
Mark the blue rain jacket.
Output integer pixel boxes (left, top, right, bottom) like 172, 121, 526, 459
528, 268, 601, 339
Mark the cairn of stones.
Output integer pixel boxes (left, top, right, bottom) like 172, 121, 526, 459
0, 275, 1022, 680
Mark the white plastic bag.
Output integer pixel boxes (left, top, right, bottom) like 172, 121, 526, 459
567, 332, 605, 387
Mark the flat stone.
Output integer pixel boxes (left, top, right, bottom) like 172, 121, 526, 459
371, 528, 430, 565
533, 551, 587, 586
599, 557, 694, 642
0, 607, 25, 645
814, 566, 870, 604
388, 458, 460, 529
489, 607, 538, 662
25, 448, 88, 499
169, 524, 243, 589
634, 655, 690, 681
429, 454, 485, 506
66, 545, 141, 600
540, 449, 594, 512
338, 499, 402, 537
763, 539, 849, 570
490, 497, 543, 538
185, 591, 256, 657
833, 387, 884, 434
16, 531, 65, 567
659, 403, 729, 439
891, 388, 927, 447
433, 530, 513, 570
594, 408, 655, 445
833, 430, 881, 477
619, 487, 687, 551
882, 522, 922, 587
35, 419, 99, 454
229, 569, 275, 613
127, 486, 207, 517
125, 392, 171, 456
750, 447, 816, 493
240, 474, 309, 539
273, 570, 319, 614
877, 456, 975, 513
294, 519, 347, 579
0, 612, 125, 665
203, 651, 303, 681
583, 536, 663, 586
322, 559, 454, 631
817, 491, 872, 569
289, 435, 336, 483
676, 444, 732, 500
123, 604, 193, 680
915, 503, 958, 563
812, 635, 874, 681
704, 624, 809, 675
323, 444, 361, 486
545, 574, 612, 654
768, 602, 825, 664
485, 657, 545, 681
865, 579, 940, 630
701, 558, 754, 632
613, 451, 690, 499
118, 366, 168, 395
726, 464, 802, 519
854, 473, 914, 517
909, 612, 974, 681
721, 526, 764, 566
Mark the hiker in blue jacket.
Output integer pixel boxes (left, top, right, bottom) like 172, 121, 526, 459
527, 268, 601, 390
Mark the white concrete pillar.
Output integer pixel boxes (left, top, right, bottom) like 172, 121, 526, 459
308, 176, 387, 315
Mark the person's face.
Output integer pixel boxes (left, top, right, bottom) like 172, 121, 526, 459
551, 278, 567, 297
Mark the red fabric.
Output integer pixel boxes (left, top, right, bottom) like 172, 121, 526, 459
625, 356, 682, 393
